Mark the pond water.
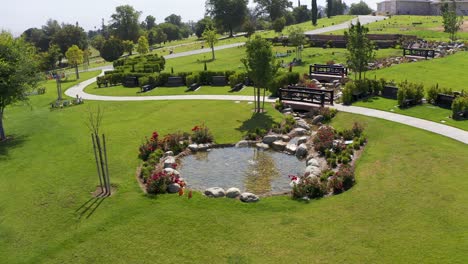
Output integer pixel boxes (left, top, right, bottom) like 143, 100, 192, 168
178, 147, 306, 195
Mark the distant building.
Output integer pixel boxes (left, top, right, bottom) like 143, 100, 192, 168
377, 0, 468, 15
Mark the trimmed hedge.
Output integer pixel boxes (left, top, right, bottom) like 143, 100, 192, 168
268, 72, 300, 96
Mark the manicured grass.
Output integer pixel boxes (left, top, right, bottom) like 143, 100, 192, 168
354, 96, 468, 131
2, 73, 468, 263
330, 15, 468, 40
84, 83, 270, 97
368, 51, 468, 89
41, 70, 101, 96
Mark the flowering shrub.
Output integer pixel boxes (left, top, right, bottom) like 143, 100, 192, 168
291, 176, 325, 199
313, 126, 335, 153
336, 164, 355, 191
146, 169, 186, 195
138, 131, 159, 161
160, 132, 188, 155
191, 123, 214, 144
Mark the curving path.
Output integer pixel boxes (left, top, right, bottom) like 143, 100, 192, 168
304, 15, 387, 35
66, 73, 468, 145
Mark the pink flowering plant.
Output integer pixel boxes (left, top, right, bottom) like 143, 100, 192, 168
139, 131, 159, 161
146, 165, 186, 195
191, 123, 214, 144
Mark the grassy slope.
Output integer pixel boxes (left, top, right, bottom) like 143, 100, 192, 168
1, 74, 468, 262
354, 97, 468, 131
330, 15, 468, 41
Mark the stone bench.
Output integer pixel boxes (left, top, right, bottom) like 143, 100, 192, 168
166, 76, 184, 87
212, 76, 227, 86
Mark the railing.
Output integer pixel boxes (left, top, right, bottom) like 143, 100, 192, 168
309, 64, 348, 76
279, 87, 334, 106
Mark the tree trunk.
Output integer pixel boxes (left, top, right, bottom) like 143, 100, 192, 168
211, 46, 215, 60
253, 86, 257, 111
257, 85, 261, 112
262, 88, 266, 111
0, 109, 6, 141
75, 65, 80, 79
229, 25, 233, 38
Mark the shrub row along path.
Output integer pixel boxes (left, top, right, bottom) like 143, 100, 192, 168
66, 74, 468, 144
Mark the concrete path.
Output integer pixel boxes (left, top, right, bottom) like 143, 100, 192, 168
304, 15, 387, 35
163, 43, 245, 59
66, 73, 468, 145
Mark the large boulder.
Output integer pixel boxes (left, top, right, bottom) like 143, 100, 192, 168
167, 183, 181, 193
240, 192, 259, 203
295, 119, 311, 130
164, 151, 174, 157
280, 135, 291, 142
164, 167, 180, 176
204, 187, 225, 198
285, 143, 297, 154
188, 144, 198, 152
263, 134, 281, 144
226, 188, 241, 198
271, 140, 287, 151
305, 165, 321, 177
296, 143, 308, 158
312, 115, 324, 125
307, 158, 320, 167
297, 136, 308, 145
163, 156, 176, 168
256, 142, 270, 150
235, 140, 250, 148
290, 128, 308, 136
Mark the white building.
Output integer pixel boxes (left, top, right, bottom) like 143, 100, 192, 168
377, 0, 468, 15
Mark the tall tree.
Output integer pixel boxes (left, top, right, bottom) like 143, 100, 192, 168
441, 1, 464, 41
159, 23, 181, 41
254, 0, 292, 21
311, 0, 318, 26
145, 15, 156, 30
202, 27, 218, 60
52, 24, 88, 55
272, 17, 286, 33
349, 1, 372, 15
122, 40, 134, 55
38, 44, 61, 71
22, 28, 49, 52
65, 45, 84, 79
344, 21, 375, 80
327, 0, 333, 18
100, 38, 124, 62
91, 35, 106, 52
293, 5, 310, 23
149, 27, 167, 46
164, 14, 182, 26
110, 5, 142, 42
206, 0, 249, 37
0, 32, 42, 141
242, 35, 279, 113
195, 17, 215, 38
137, 36, 149, 55
288, 26, 307, 61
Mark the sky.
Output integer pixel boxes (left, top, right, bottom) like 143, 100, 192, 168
0, 0, 380, 36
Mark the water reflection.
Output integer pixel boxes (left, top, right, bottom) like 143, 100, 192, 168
179, 147, 304, 195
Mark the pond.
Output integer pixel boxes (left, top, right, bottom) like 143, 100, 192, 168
178, 147, 306, 195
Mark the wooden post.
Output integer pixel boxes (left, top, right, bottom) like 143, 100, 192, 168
91, 134, 104, 194
102, 134, 111, 195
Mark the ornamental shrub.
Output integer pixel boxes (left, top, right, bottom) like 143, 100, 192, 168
292, 176, 325, 199
185, 73, 199, 87
335, 164, 355, 191
191, 123, 214, 144
342, 81, 355, 105
452, 96, 468, 119
228, 72, 247, 88
313, 126, 335, 153
146, 170, 183, 195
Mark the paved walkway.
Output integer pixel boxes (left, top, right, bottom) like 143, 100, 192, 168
66, 73, 468, 145
304, 15, 387, 35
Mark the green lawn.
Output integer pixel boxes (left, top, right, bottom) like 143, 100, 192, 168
368, 51, 468, 90
330, 15, 468, 41
84, 83, 270, 97
1, 73, 468, 263
354, 96, 468, 131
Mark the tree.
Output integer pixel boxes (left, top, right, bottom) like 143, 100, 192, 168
349, 1, 373, 15
243, 19, 256, 38
38, 44, 61, 71
52, 24, 88, 55
441, 1, 464, 41
91, 35, 106, 52
145, 15, 156, 30
254, 0, 292, 21
100, 38, 124, 62
65, 45, 84, 79
0, 32, 42, 141
149, 27, 167, 46
22, 28, 49, 52
293, 5, 310, 23
110, 5, 142, 42
288, 26, 307, 61
202, 28, 218, 60
195, 17, 215, 38
122, 40, 134, 55
312, 0, 318, 26
164, 14, 182, 26
344, 21, 375, 80
206, 0, 249, 37
272, 17, 286, 33
327, 0, 333, 18
242, 35, 279, 113
137, 36, 149, 55
159, 23, 181, 41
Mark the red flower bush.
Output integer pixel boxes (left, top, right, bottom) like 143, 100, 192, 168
139, 131, 160, 161
313, 126, 335, 154
191, 123, 213, 144
146, 170, 186, 194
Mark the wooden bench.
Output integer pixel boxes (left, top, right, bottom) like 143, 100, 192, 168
382, 85, 399, 99
187, 83, 201, 91
435, 93, 455, 109
140, 85, 155, 93
166, 77, 184, 87
309, 64, 348, 83
212, 76, 227, 86
230, 83, 244, 92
